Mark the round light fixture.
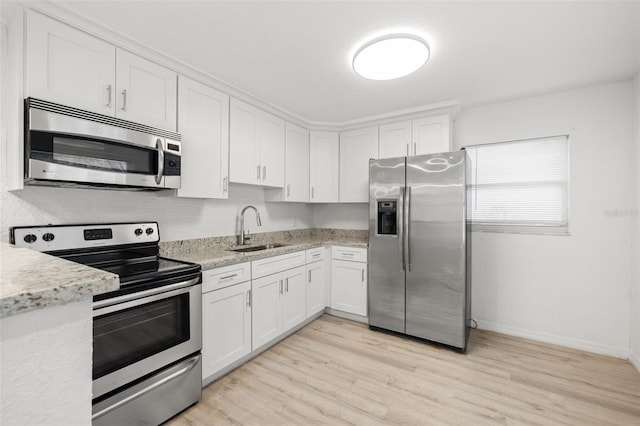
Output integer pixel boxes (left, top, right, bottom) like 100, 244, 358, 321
353, 36, 430, 80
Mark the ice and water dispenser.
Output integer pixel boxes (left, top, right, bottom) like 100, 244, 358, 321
377, 201, 397, 235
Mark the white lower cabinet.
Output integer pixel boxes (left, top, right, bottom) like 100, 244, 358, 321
331, 246, 368, 316
306, 260, 327, 318
202, 280, 252, 380
251, 265, 306, 351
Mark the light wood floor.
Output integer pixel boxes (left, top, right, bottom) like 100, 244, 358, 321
168, 315, 640, 425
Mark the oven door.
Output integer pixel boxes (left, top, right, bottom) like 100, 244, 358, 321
92, 277, 202, 400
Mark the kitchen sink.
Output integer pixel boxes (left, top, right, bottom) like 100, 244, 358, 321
230, 243, 289, 253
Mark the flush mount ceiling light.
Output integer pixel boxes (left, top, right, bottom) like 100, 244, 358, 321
353, 36, 430, 80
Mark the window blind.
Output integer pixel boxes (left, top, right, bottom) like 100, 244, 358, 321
466, 135, 569, 234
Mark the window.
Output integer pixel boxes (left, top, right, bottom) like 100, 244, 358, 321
466, 135, 569, 235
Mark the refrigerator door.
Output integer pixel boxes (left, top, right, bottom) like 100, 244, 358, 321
405, 151, 467, 349
368, 157, 406, 333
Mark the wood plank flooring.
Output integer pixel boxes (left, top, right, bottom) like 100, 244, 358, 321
167, 315, 640, 425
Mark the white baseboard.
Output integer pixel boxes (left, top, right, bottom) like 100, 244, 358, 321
630, 349, 640, 373
476, 320, 629, 359
325, 307, 368, 324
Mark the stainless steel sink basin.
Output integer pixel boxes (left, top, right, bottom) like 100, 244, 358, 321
230, 243, 288, 253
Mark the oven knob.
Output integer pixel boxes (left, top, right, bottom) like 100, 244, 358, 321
23, 234, 37, 244
145, 228, 154, 235
134, 228, 143, 236
42, 233, 55, 242
169, 160, 177, 167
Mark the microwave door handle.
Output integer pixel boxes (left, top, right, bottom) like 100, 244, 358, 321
155, 138, 164, 185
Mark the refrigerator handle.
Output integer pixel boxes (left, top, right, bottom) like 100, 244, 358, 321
405, 186, 412, 271
398, 188, 405, 271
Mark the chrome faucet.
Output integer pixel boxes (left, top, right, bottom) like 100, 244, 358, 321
238, 205, 262, 245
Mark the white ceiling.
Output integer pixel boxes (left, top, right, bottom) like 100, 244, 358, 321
58, 0, 640, 124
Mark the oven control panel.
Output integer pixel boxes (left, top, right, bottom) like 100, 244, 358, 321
10, 222, 160, 252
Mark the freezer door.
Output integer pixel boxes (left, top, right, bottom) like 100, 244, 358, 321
368, 157, 406, 333
405, 151, 467, 349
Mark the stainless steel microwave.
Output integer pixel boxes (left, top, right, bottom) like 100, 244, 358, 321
24, 98, 181, 190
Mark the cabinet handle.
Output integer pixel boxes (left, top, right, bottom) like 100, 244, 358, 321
285, 278, 289, 293
105, 85, 112, 107
247, 289, 252, 307
406, 143, 409, 156
362, 269, 365, 282
342, 252, 355, 257
413, 142, 417, 156
263, 166, 267, 180
220, 273, 237, 281
279, 279, 283, 294
312, 253, 320, 258
257, 165, 261, 180
287, 184, 290, 197
311, 187, 314, 199
121, 89, 127, 111
223, 177, 228, 193
308, 270, 311, 283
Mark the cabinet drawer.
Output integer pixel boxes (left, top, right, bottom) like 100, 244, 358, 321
252, 251, 305, 279
306, 247, 326, 263
202, 262, 251, 293
331, 246, 367, 263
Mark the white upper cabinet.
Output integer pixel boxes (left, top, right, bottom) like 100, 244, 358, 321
379, 120, 412, 159
229, 98, 260, 185
284, 123, 310, 202
25, 10, 178, 131
25, 10, 116, 116
339, 126, 378, 203
259, 112, 285, 187
412, 114, 451, 155
115, 50, 177, 130
177, 76, 229, 199
379, 115, 452, 158
229, 98, 285, 188
309, 131, 339, 203
266, 122, 309, 202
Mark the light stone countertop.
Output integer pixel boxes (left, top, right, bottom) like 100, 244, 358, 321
0, 242, 119, 318
161, 229, 368, 270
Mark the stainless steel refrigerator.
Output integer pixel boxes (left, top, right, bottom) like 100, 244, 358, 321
368, 150, 471, 351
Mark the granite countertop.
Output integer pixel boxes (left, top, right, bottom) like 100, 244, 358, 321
0, 242, 119, 318
161, 229, 368, 270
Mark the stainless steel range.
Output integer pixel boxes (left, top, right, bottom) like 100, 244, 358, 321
11, 222, 202, 426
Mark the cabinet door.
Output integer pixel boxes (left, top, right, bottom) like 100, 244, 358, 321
306, 261, 326, 318
229, 98, 260, 185
252, 273, 283, 350
413, 114, 451, 155
259, 112, 285, 187
115, 49, 177, 130
331, 260, 367, 316
339, 126, 379, 203
284, 123, 310, 202
202, 281, 251, 379
177, 76, 229, 199
309, 131, 339, 203
282, 266, 306, 332
379, 121, 412, 159
25, 10, 116, 116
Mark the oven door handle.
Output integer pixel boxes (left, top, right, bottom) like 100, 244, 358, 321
92, 354, 201, 421
93, 276, 200, 312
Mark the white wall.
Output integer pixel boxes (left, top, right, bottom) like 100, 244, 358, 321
0, 300, 93, 426
631, 73, 640, 370
454, 80, 635, 358
0, 184, 314, 242
313, 203, 368, 230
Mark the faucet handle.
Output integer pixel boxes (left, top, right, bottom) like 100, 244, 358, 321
244, 229, 251, 243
